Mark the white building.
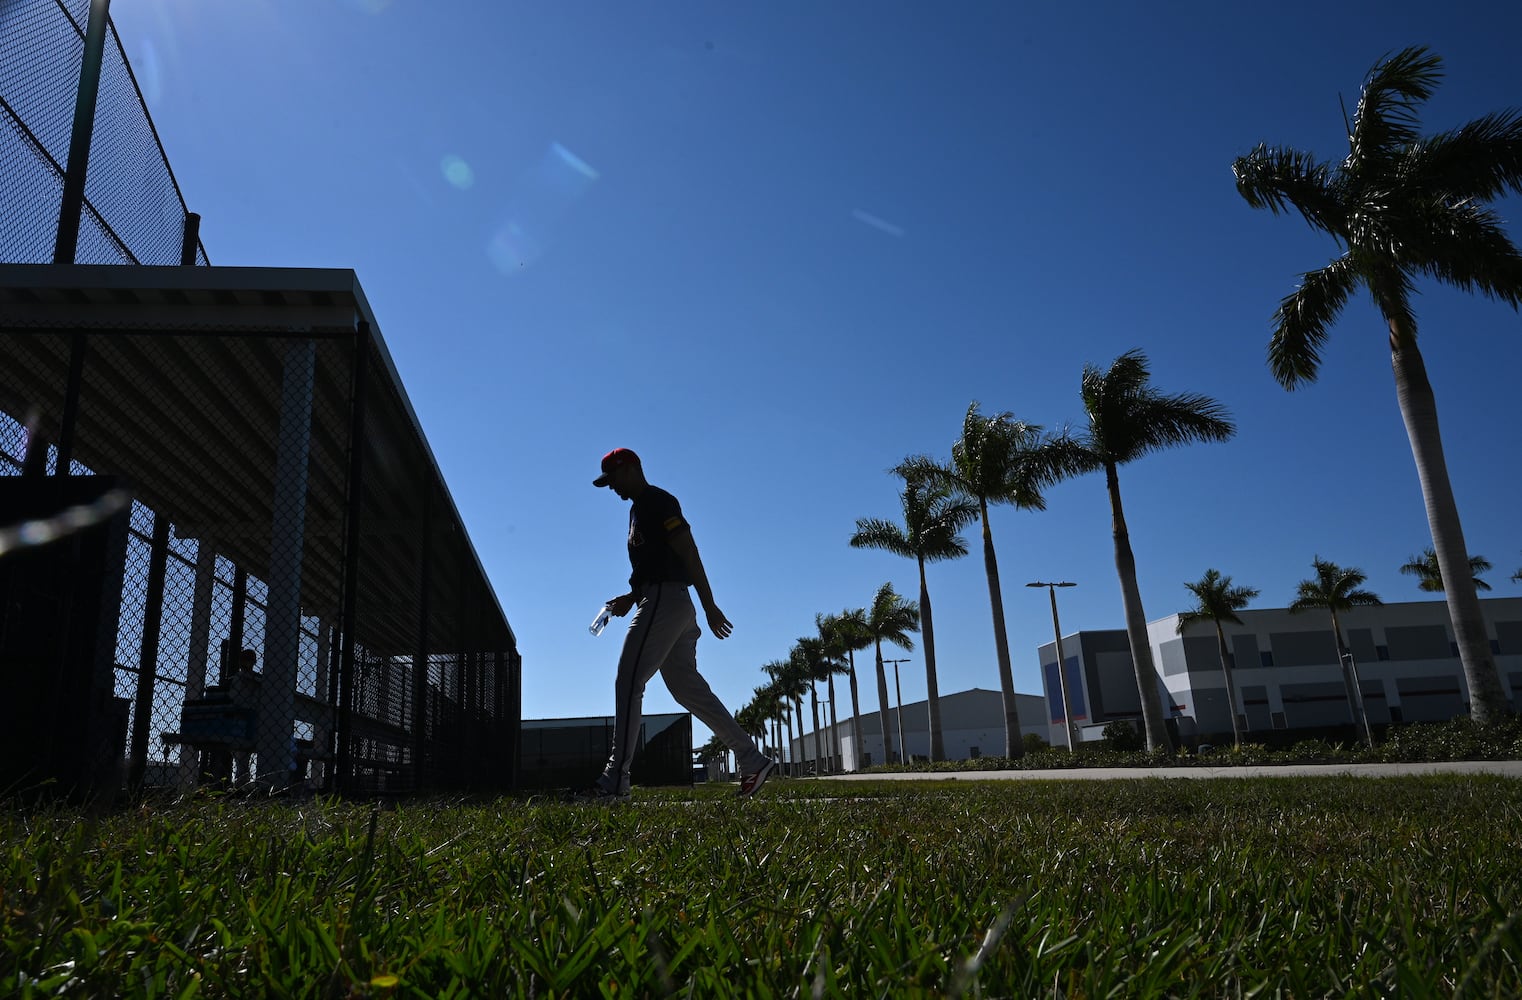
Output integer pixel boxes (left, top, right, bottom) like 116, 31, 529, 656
792, 687, 1048, 770
1035, 597, 1522, 743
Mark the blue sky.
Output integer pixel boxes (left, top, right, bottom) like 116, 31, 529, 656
107, 1, 1522, 745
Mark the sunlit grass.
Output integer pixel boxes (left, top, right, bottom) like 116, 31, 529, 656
5, 777, 1521, 997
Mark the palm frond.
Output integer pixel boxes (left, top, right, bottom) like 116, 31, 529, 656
1289, 556, 1384, 613
1348, 46, 1443, 168
1082, 350, 1234, 463
850, 518, 915, 558
1408, 203, 1522, 309
1124, 393, 1236, 460
1402, 109, 1522, 202
1399, 546, 1492, 592
1233, 144, 1344, 234
1268, 256, 1360, 387
1178, 568, 1259, 634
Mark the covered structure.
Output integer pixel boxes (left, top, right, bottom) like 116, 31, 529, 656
0, 263, 520, 796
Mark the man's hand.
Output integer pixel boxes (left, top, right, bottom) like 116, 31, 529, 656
608, 593, 637, 617
704, 603, 733, 640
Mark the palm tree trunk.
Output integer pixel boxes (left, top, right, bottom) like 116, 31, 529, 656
826, 672, 841, 774
782, 710, 795, 777
873, 640, 895, 766
1105, 462, 1173, 752
809, 681, 824, 775
1212, 621, 1244, 748
792, 695, 807, 774
847, 654, 865, 771
1389, 322, 1511, 722
918, 555, 945, 762
980, 502, 1024, 759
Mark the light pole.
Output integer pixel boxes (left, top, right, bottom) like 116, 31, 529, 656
1027, 581, 1078, 751
883, 658, 911, 763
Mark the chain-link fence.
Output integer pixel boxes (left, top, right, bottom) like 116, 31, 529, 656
1, 0, 208, 266
1, 270, 522, 800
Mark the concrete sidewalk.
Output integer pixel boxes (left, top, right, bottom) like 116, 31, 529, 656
820, 759, 1522, 782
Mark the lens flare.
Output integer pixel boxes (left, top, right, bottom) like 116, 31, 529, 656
440, 154, 474, 190
487, 141, 600, 275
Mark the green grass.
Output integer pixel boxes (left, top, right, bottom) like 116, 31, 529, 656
5, 777, 1522, 997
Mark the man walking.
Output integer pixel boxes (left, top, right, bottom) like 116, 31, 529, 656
578, 448, 775, 801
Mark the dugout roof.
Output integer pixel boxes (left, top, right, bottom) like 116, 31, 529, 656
0, 263, 514, 658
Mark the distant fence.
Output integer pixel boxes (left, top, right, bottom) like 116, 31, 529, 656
1, 0, 207, 266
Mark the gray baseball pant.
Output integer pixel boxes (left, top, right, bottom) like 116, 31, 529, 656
599, 581, 768, 793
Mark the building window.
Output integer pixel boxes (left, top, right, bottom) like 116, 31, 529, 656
1450, 642, 1460, 657
1376, 645, 1390, 661
1492, 639, 1502, 655
1260, 651, 1275, 668
1271, 711, 1287, 729
969, 746, 980, 759
1389, 706, 1404, 723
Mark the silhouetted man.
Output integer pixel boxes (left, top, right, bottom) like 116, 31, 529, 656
578, 448, 775, 801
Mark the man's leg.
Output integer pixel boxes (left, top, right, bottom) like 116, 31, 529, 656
659, 597, 770, 776
599, 583, 686, 794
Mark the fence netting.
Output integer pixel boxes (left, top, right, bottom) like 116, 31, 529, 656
1, 0, 208, 266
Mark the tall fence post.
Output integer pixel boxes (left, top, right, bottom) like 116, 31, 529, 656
176, 541, 216, 789
127, 513, 170, 789
334, 321, 370, 793
53, 0, 111, 265
179, 212, 201, 266
256, 339, 314, 787
411, 483, 432, 790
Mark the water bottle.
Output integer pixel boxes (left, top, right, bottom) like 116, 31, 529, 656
588, 604, 613, 637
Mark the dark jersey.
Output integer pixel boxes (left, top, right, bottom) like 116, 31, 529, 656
628, 485, 691, 587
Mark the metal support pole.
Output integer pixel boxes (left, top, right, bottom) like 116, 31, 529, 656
256, 339, 314, 787
226, 567, 247, 685
176, 540, 216, 790
1340, 648, 1375, 748
54, 0, 111, 264
411, 483, 432, 791
1030, 582, 1079, 751
179, 212, 201, 266
334, 322, 370, 792
55, 332, 89, 474
885, 658, 909, 763
1049, 589, 1077, 751
128, 513, 170, 789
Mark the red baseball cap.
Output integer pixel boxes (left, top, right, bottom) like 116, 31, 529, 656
593, 448, 641, 487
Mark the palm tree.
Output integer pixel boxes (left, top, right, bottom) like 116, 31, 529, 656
898, 402, 1072, 758
815, 612, 856, 773
696, 734, 729, 780
1289, 557, 1382, 745
1177, 569, 1259, 748
790, 636, 835, 774
856, 582, 920, 765
851, 473, 975, 761
1233, 45, 1521, 722
746, 680, 785, 774
1052, 350, 1235, 752
762, 660, 806, 775
824, 607, 872, 770
1399, 546, 1493, 592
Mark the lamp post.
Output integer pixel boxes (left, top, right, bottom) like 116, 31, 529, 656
1027, 581, 1078, 751
883, 658, 911, 763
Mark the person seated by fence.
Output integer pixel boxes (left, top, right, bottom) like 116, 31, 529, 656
228, 647, 260, 785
